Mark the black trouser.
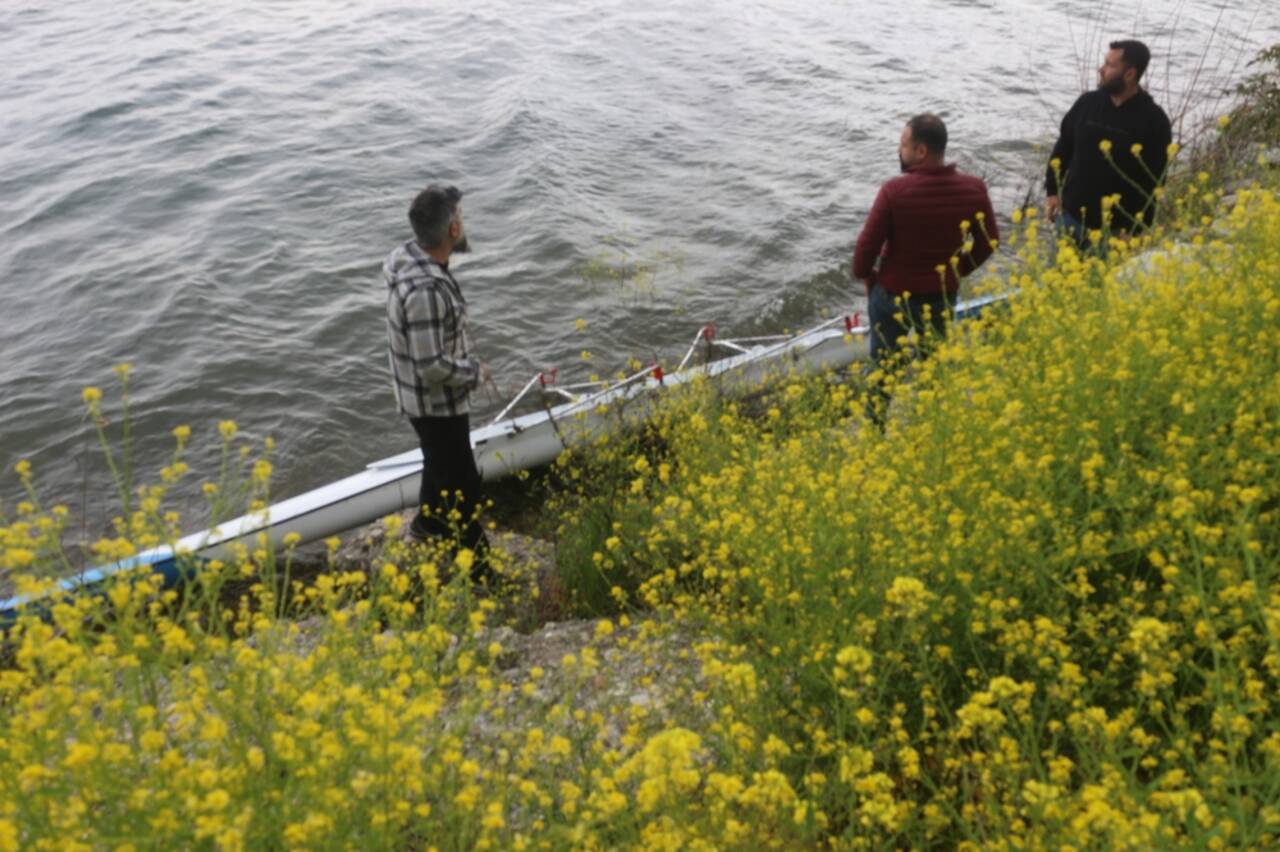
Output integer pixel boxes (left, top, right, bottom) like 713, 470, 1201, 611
409, 414, 490, 564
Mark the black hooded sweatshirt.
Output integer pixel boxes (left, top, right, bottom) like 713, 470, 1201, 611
1045, 88, 1173, 231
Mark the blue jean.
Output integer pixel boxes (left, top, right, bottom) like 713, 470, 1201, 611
864, 283, 953, 425
867, 283, 952, 366
1058, 210, 1108, 258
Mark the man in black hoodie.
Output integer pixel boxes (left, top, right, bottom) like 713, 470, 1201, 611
1045, 40, 1173, 249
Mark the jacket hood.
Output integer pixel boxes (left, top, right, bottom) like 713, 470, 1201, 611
384, 241, 440, 283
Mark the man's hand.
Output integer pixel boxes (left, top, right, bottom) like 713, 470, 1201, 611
479, 362, 492, 385
1045, 195, 1061, 222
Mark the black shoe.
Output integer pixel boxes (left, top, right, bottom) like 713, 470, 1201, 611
469, 562, 497, 587
405, 520, 434, 545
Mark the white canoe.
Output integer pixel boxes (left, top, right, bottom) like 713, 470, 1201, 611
0, 293, 1007, 617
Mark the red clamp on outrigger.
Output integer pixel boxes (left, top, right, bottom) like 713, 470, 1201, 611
676, 321, 720, 372
538, 368, 558, 387
844, 312, 862, 333
652, 362, 664, 383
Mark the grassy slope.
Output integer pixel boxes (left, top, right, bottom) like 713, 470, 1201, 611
547, 178, 1280, 846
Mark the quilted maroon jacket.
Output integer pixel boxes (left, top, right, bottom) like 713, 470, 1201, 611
852, 164, 998, 297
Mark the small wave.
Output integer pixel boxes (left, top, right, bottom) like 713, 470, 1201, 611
63, 100, 138, 133
9, 174, 133, 233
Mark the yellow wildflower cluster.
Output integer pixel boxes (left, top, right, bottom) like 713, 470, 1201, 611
549, 180, 1280, 846
1, 176, 1278, 847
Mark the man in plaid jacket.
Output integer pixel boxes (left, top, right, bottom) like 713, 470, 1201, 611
384, 184, 492, 579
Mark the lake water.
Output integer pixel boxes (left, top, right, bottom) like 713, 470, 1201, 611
2, 0, 1275, 525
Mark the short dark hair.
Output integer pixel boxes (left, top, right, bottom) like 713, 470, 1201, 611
907, 114, 947, 156
1110, 39, 1151, 81
408, 184, 462, 249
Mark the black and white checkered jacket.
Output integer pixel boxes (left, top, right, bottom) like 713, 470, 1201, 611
384, 240, 480, 418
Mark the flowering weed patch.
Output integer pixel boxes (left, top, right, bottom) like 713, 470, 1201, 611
3, 180, 1279, 848
549, 183, 1280, 847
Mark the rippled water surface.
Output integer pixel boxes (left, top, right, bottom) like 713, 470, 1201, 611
2, 0, 1276, 522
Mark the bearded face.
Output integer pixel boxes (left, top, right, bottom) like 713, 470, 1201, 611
1097, 48, 1131, 94
452, 211, 471, 254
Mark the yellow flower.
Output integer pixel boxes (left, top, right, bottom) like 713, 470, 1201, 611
63, 742, 98, 770
835, 644, 873, 674
13, 459, 32, 480
218, 420, 238, 440
82, 386, 103, 406
1130, 143, 1143, 156
481, 801, 505, 830
548, 734, 572, 757
204, 789, 231, 811
0, 818, 20, 852
1098, 139, 1113, 155
1217, 114, 1230, 129
885, 576, 933, 617
140, 730, 166, 752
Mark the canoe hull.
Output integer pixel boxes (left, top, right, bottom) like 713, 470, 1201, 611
0, 293, 1007, 617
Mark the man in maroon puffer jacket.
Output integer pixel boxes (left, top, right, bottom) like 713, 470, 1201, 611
852, 113, 997, 425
